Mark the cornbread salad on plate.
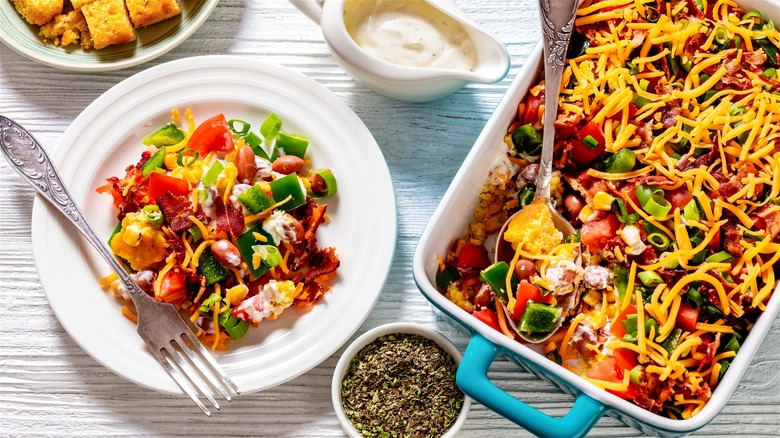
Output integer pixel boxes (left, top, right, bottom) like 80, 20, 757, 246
0, 0, 219, 70
436, 0, 780, 420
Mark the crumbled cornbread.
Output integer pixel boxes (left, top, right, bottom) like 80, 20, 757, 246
503, 198, 563, 255
446, 283, 474, 313
125, 0, 181, 29
80, 0, 136, 49
12, 0, 62, 26
39, 9, 92, 49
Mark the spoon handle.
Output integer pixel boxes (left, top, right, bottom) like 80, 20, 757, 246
0, 116, 146, 298
535, 0, 579, 202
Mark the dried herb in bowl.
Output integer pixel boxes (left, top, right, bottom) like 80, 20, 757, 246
340, 333, 463, 437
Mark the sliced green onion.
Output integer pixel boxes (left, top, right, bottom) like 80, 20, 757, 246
277, 132, 309, 158
729, 104, 747, 116
743, 10, 764, 26
188, 225, 203, 242
512, 124, 543, 156
142, 123, 185, 147
614, 265, 630, 304
763, 68, 777, 80
604, 148, 636, 173
195, 189, 209, 204
661, 328, 683, 353
198, 292, 221, 314
647, 232, 671, 251
705, 251, 733, 263
582, 135, 599, 150
722, 272, 736, 283
701, 303, 724, 323
717, 359, 731, 379
636, 184, 671, 217
626, 61, 639, 75
141, 147, 166, 177
645, 6, 660, 22
260, 113, 282, 140
682, 201, 700, 222
201, 160, 224, 186
176, 148, 200, 167
680, 58, 694, 72
685, 287, 706, 309
756, 39, 779, 66
639, 79, 650, 91
732, 35, 743, 50
713, 27, 729, 46
722, 333, 741, 353
612, 198, 640, 225
638, 271, 663, 287
632, 93, 653, 108
659, 251, 679, 269
252, 245, 283, 268
224, 320, 249, 340
630, 365, 644, 385
142, 204, 163, 225
310, 168, 338, 199
227, 119, 251, 135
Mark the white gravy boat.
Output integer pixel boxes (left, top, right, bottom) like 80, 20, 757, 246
290, 0, 510, 102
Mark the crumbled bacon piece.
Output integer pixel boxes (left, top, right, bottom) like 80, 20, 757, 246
303, 247, 340, 284
722, 220, 744, 257
214, 195, 245, 237
744, 49, 768, 67
660, 102, 682, 128
157, 192, 210, 233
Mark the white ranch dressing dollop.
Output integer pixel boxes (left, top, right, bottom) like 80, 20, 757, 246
345, 0, 478, 71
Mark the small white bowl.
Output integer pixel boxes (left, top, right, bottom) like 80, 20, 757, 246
332, 322, 471, 437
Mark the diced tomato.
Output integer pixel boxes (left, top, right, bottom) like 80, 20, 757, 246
188, 114, 235, 154
572, 121, 607, 167
613, 348, 639, 373
707, 227, 722, 251
457, 243, 490, 270
610, 304, 638, 338
523, 91, 545, 125
472, 308, 501, 332
587, 357, 620, 381
158, 270, 186, 305
148, 172, 190, 202
586, 358, 638, 399
580, 214, 621, 252
511, 280, 554, 321
626, 103, 638, 119
677, 303, 701, 332
665, 187, 693, 212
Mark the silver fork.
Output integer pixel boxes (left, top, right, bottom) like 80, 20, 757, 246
0, 116, 240, 416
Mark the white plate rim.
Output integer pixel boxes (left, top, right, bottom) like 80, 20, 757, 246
30, 55, 397, 394
0, 0, 220, 72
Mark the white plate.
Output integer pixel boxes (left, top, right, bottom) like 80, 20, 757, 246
0, 0, 219, 71
31, 55, 397, 394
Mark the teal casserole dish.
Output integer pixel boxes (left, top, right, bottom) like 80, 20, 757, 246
413, 0, 780, 436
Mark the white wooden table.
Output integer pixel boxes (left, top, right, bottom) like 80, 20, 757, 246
1, 1, 778, 436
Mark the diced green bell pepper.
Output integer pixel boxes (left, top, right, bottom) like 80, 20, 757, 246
238, 185, 275, 214
277, 132, 309, 158
236, 223, 275, 279
142, 123, 185, 146
512, 124, 543, 156
197, 248, 229, 286
270, 174, 306, 211
518, 302, 562, 333
436, 266, 461, 290
141, 147, 166, 177
661, 328, 683, 353
310, 169, 338, 199
479, 262, 517, 303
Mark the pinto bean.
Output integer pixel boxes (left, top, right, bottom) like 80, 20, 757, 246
310, 173, 328, 194
235, 146, 257, 183
211, 239, 242, 267
564, 194, 585, 219
519, 164, 539, 184
472, 284, 493, 308
272, 155, 305, 175
514, 258, 538, 281
288, 216, 305, 242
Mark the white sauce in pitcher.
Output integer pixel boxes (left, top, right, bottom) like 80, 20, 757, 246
345, 1, 478, 71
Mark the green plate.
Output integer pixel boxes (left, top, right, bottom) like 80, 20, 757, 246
0, 0, 219, 71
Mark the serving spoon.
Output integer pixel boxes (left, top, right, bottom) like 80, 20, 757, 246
494, 0, 581, 343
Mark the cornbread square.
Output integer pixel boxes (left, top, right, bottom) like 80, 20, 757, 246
80, 0, 135, 49
12, 0, 63, 26
125, 0, 181, 29
503, 198, 563, 255
39, 9, 92, 49
70, 0, 95, 9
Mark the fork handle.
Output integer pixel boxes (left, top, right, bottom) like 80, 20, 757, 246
0, 116, 147, 300
534, 0, 579, 203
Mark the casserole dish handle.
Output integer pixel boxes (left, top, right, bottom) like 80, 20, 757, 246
457, 333, 606, 438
